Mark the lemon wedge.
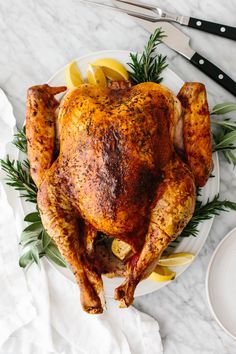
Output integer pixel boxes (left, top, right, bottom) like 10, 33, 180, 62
93, 58, 129, 81
87, 64, 107, 87
65, 60, 84, 88
111, 239, 132, 260
149, 265, 176, 282
158, 253, 195, 267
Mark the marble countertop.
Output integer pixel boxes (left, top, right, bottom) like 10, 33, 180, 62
0, 0, 236, 353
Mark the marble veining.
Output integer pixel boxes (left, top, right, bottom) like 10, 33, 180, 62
0, 0, 236, 353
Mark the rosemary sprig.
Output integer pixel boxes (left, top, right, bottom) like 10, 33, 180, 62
13, 126, 27, 153
0, 156, 37, 203
180, 195, 236, 238
127, 28, 168, 84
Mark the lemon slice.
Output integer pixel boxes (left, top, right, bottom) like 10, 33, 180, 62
87, 64, 107, 87
149, 265, 176, 282
158, 253, 195, 267
93, 58, 129, 81
111, 239, 132, 260
65, 60, 84, 88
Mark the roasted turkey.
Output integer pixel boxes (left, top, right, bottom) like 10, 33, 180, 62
26, 81, 213, 314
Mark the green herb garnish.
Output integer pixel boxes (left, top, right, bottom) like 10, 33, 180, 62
13, 126, 27, 153
0, 156, 37, 204
127, 28, 168, 84
181, 195, 236, 238
211, 102, 236, 115
0, 127, 66, 269
211, 102, 236, 166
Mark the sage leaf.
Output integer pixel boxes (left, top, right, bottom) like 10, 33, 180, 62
223, 151, 236, 166
45, 243, 67, 268
211, 119, 236, 131
214, 130, 236, 150
19, 250, 33, 268
24, 212, 41, 222
20, 222, 43, 244
22, 221, 43, 233
211, 102, 236, 115
21, 237, 41, 247
31, 245, 40, 267
42, 230, 51, 249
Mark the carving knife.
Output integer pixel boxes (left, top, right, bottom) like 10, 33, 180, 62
132, 18, 236, 96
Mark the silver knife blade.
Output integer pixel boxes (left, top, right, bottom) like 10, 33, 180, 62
136, 19, 195, 59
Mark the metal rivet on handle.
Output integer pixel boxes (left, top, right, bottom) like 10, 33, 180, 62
220, 27, 226, 32
218, 74, 224, 79
196, 21, 202, 26
199, 59, 204, 65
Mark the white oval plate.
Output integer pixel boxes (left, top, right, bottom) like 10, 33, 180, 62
22, 50, 220, 298
206, 227, 236, 339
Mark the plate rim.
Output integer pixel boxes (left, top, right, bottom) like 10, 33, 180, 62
41, 49, 220, 297
206, 226, 236, 340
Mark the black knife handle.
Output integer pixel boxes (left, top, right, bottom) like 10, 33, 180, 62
188, 17, 236, 41
190, 52, 236, 96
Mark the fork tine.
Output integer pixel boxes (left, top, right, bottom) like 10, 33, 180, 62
112, 0, 158, 20
115, 0, 156, 11
82, 0, 158, 21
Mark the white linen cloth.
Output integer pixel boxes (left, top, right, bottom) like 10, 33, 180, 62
0, 89, 163, 354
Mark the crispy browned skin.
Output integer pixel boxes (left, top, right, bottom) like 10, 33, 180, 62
57, 83, 178, 251
177, 83, 213, 187
26, 81, 212, 313
115, 156, 196, 306
38, 162, 103, 314
26, 85, 66, 187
